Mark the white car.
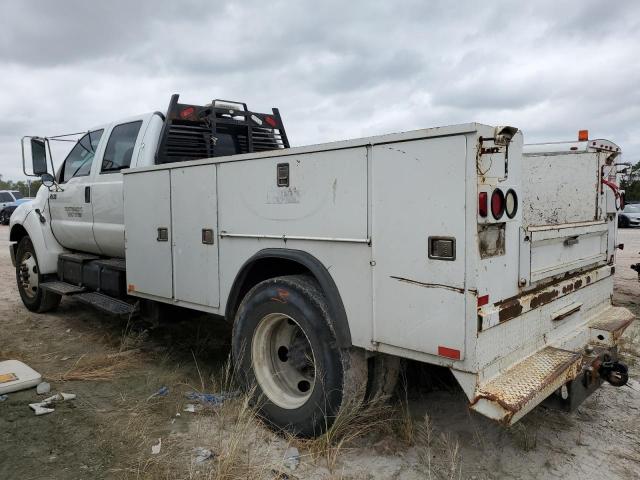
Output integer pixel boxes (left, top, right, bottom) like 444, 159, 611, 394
618, 203, 640, 228
0, 190, 25, 208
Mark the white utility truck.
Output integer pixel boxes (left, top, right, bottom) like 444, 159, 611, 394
11, 96, 633, 436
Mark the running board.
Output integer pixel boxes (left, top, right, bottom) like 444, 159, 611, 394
470, 346, 581, 425
40, 281, 86, 296
73, 292, 137, 316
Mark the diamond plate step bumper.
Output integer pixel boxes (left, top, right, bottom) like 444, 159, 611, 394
470, 346, 582, 425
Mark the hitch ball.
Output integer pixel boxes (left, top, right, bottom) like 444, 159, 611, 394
598, 361, 629, 387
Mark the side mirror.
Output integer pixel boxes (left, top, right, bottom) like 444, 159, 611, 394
31, 137, 48, 175
40, 173, 55, 188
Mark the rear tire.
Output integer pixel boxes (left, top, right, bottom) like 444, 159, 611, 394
366, 354, 401, 402
232, 274, 366, 437
15, 237, 61, 313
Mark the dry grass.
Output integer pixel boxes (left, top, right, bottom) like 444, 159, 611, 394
293, 391, 395, 472
52, 350, 140, 381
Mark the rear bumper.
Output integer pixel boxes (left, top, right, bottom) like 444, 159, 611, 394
469, 306, 634, 424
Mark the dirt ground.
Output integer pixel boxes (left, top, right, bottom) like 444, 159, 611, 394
0, 226, 638, 480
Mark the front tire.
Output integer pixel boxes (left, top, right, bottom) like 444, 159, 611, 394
232, 275, 366, 437
15, 237, 61, 313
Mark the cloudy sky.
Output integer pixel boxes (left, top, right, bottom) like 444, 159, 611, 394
1, 0, 639, 180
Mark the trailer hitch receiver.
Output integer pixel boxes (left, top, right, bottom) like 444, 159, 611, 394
598, 360, 629, 387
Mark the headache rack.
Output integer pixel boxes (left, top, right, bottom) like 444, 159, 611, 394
156, 94, 289, 164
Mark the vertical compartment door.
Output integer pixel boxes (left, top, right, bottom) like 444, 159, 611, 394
124, 170, 173, 298
171, 165, 220, 308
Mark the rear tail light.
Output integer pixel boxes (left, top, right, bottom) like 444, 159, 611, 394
505, 189, 518, 219
478, 192, 488, 217
491, 189, 505, 220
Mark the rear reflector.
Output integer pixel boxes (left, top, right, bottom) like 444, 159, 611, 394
265, 116, 277, 127
477, 294, 489, 308
478, 192, 488, 217
438, 346, 461, 360
578, 130, 589, 141
491, 189, 505, 220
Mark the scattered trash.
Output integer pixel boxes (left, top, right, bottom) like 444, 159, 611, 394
60, 356, 71, 361
147, 386, 169, 401
183, 403, 202, 413
283, 446, 300, 470
66, 329, 71, 333
0, 394, 8, 402
28, 392, 77, 416
151, 438, 162, 455
271, 469, 298, 480
185, 391, 239, 406
0, 360, 42, 394
29, 404, 55, 416
193, 447, 214, 463
36, 382, 51, 395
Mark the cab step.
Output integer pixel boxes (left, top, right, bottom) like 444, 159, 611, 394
73, 292, 137, 316
470, 346, 582, 424
40, 281, 86, 296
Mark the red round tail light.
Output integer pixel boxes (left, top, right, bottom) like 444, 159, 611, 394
478, 192, 488, 217
491, 189, 505, 220
505, 189, 518, 219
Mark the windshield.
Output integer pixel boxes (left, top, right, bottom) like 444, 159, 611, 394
11, 191, 24, 199
624, 204, 640, 213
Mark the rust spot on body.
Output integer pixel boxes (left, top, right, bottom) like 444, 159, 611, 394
530, 290, 558, 309
499, 300, 523, 323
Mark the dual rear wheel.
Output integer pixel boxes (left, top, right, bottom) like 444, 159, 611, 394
232, 274, 399, 437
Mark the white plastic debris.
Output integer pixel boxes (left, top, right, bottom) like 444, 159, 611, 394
283, 446, 300, 470
183, 403, 201, 413
28, 392, 76, 415
151, 438, 162, 454
29, 403, 55, 416
193, 447, 214, 463
36, 382, 51, 395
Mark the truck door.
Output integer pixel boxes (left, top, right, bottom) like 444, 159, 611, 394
91, 119, 144, 258
49, 130, 104, 254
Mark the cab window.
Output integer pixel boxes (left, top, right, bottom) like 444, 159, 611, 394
12, 191, 24, 200
0, 192, 13, 202
58, 130, 104, 183
101, 121, 142, 172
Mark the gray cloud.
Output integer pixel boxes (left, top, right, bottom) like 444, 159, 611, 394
1, 0, 640, 181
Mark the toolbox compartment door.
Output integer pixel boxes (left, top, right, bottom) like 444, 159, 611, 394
520, 222, 608, 284
124, 170, 173, 298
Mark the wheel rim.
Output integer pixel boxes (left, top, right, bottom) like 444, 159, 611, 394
19, 252, 39, 299
251, 313, 316, 409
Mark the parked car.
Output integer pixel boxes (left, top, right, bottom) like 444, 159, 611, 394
0, 198, 31, 225
618, 203, 640, 228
